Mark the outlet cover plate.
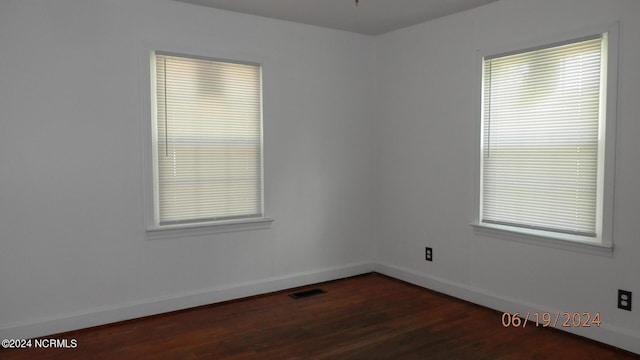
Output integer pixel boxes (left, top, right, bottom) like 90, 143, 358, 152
425, 247, 433, 262
618, 289, 632, 311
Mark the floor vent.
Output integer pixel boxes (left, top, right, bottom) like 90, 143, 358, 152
289, 288, 326, 299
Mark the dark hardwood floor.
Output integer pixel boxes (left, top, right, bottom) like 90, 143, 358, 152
2, 273, 637, 359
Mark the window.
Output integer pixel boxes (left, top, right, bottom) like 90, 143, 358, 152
150, 52, 266, 230
478, 27, 617, 247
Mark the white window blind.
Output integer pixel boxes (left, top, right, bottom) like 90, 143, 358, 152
481, 36, 605, 237
154, 53, 263, 225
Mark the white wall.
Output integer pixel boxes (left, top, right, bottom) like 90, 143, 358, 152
0, 0, 376, 338
375, 0, 640, 353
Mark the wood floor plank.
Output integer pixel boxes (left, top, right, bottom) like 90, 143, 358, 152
1, 273, 637, 359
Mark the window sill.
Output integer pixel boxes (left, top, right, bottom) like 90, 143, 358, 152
471, 222, 613, 256
146, 217, 274, 240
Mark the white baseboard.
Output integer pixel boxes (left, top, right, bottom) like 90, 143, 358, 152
0, 261, 374, 340
4, 261, 638, 355
374, 262, 640, 355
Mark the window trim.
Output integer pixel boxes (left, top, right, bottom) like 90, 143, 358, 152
472, 22, 618, 253
141, 45, 272, 238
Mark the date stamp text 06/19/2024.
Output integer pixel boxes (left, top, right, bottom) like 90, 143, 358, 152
501, 312, 601, 328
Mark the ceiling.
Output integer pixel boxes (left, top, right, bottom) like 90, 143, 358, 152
175, 0, 500, 35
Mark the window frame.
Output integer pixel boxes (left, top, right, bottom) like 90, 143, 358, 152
142, 46, 272, 239
472, 23, 618, 255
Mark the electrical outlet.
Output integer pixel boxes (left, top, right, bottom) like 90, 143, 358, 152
618, 290, 632, 311
425, 247, 433, 262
